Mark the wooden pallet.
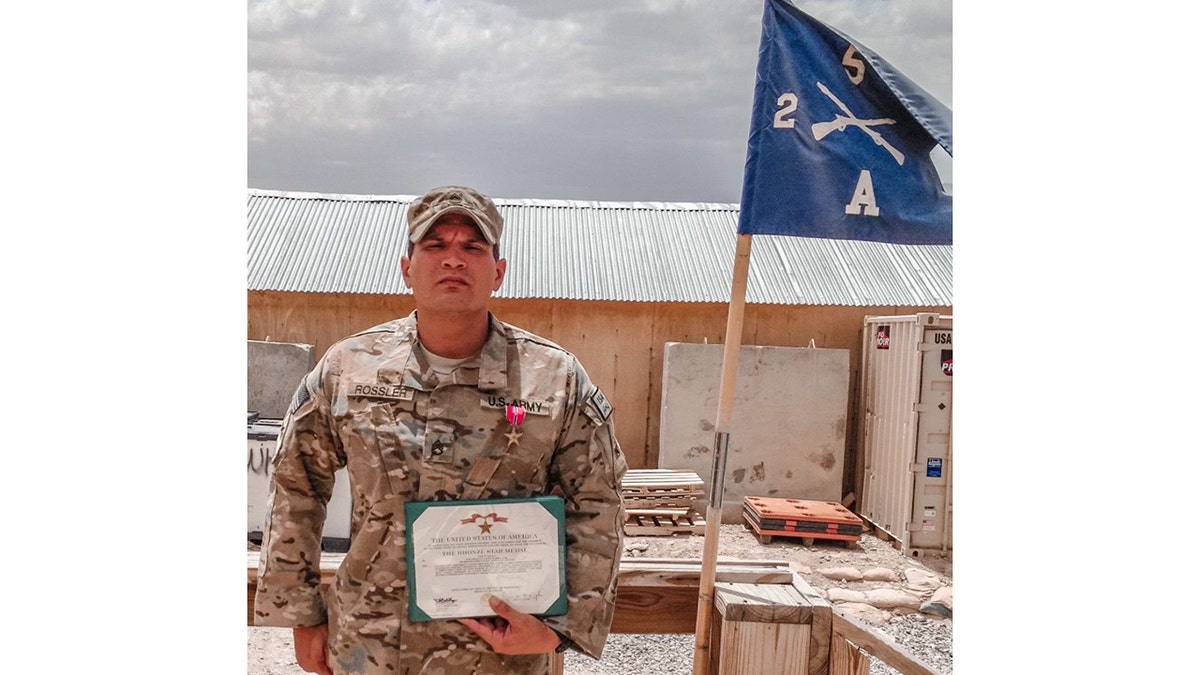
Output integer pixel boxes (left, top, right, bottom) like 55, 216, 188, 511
621, 468, 706, 486
620, 469, 707, 535
620, 469, 706, 510
742, 496, 863, 546
624, 511, 706, 536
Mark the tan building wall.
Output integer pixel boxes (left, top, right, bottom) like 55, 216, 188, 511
248, 290, 949, 488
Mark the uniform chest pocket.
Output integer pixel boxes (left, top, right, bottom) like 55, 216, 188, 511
335, 392, 420, 498
422, 418, 458, 464
467, 408, 559, 498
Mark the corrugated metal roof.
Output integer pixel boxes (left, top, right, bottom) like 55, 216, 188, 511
247, 188, 951, 306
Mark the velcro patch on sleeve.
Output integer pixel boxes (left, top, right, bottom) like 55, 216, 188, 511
584, 387, 613, 425
287, 378, 313, 417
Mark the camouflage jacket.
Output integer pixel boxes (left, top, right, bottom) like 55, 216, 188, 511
254, 312, 628, 674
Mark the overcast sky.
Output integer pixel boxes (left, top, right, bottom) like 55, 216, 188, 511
248, 0, 952, 203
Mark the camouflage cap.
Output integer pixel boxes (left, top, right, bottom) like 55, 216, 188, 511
407, 186, 504, 245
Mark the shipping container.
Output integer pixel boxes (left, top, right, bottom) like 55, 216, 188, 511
856, 314, 952, 557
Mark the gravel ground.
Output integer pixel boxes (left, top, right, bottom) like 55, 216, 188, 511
562, 613, 952, 675
249, 523, 952, 674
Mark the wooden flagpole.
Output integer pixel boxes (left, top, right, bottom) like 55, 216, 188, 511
691, 233, 753, 675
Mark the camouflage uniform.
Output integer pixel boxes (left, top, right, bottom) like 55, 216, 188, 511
254, 312, 628, 674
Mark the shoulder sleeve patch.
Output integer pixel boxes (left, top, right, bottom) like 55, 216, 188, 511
287, 372, 317, 418
583, 386, 613, 425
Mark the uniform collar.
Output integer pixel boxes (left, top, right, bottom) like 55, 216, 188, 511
389, 311, 508, 391
477, 313, 509, 391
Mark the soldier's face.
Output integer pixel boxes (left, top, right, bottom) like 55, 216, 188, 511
401, 216, 506, 316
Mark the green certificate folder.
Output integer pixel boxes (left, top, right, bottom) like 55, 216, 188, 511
404, 496, 567, 622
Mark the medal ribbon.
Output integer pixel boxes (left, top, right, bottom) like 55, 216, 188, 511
505, 404, 526, 426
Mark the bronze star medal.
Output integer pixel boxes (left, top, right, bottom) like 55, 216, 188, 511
504, 404, 526, 448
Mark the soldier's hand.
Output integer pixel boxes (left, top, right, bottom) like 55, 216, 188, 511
293, 624, 332, 675
458, 595, 562, 655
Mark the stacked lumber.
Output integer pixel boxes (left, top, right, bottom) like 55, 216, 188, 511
742, 496, 864, 546
620, 469, 707, 536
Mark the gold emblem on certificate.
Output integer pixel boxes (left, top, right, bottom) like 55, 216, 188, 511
404, 497, 567, 622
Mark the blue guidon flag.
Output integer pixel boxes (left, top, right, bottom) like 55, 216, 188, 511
737, 0, 952, 245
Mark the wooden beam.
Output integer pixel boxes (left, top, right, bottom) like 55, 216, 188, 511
830, 637, 870, 675
617, 558, 794, 586
610, 585, 702, 634
792, 574, 832, 675
831, 611, 940, 675
248, 554, 794, 631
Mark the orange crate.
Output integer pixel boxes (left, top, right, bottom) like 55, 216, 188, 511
742, 496, 863, 543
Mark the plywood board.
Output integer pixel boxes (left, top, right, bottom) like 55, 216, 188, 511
659, 342, 850, 522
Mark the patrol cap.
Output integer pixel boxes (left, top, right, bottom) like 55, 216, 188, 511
407, 186, 504, 245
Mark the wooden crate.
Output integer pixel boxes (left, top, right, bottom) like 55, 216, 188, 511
743, 496, 863, 545
710, 574, 832, 675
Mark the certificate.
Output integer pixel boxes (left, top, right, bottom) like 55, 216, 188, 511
404, 496, 567, 622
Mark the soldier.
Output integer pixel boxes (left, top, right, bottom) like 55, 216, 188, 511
254, 185, 628, 674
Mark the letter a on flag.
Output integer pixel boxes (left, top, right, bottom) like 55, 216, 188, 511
737, 0, 952, 245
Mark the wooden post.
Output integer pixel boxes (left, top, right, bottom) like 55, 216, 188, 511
692, 233, 753, 675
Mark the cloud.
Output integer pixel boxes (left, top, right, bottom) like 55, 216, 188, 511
248, 0, 951, 201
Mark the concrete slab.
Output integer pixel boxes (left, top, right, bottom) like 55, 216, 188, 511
248, 339, 316, 418
658, 342, 849, 523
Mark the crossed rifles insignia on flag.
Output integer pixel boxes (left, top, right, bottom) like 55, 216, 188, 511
810, 80, 904, 166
